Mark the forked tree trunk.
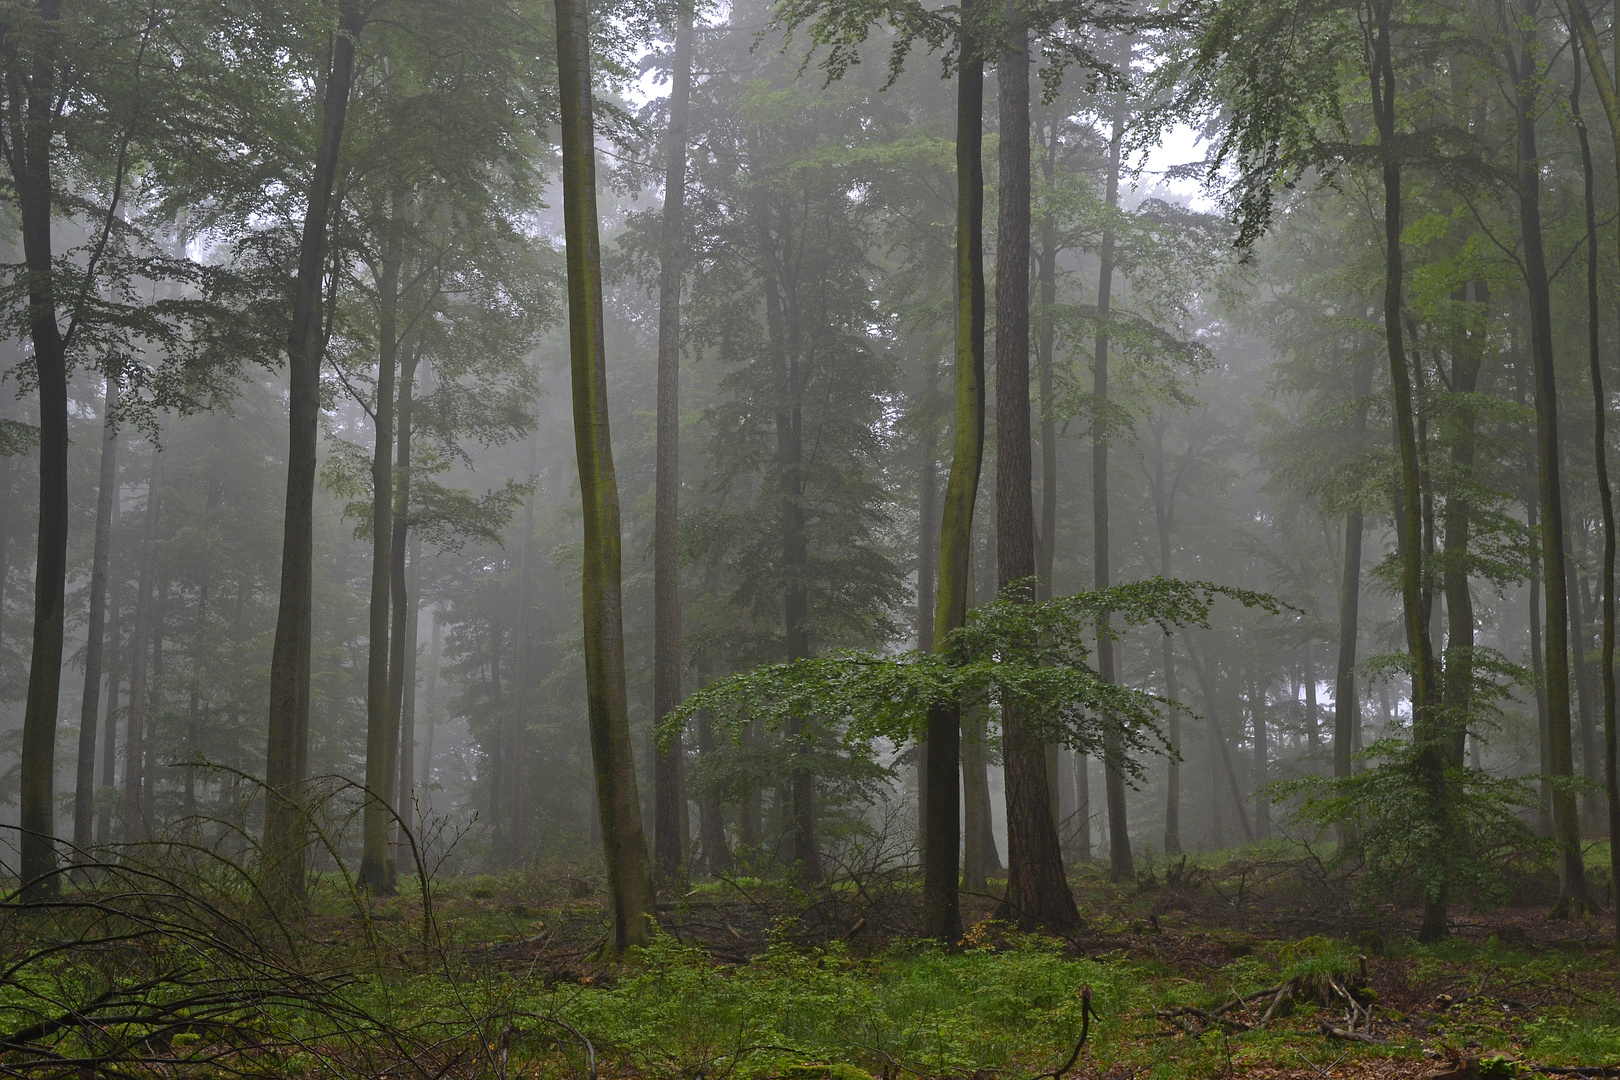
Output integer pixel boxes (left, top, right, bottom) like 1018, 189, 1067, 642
653, 0, 695, 882
263, 0, 366, 912
73, 377, 120, 857
993, 0, 1079, 934
555, 0, 657, 952
921, 4, 985, 941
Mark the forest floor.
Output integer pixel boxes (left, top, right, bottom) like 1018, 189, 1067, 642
7, 841, 1618, 1080
364, 841, 1620, 1080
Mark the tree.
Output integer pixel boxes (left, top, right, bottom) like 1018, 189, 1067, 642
653, 0, 696, 882
71, 376, 119, 856
554, 0, 657, 952
262, 0, 368, 911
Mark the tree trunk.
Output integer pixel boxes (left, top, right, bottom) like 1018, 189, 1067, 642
1185, 633, 1254, 842
993, 0, 1078, 933
73, 377, 120, 857
1565, 0, 1620, 943
922, 8, 985, 941
15, 0, 68, 898
555, 0, 657, 952
1094, 73, 1134, 886
390, 349, 422, 863
653, 0, 695, 883
1507, 2, 1588, 914
695, 679, 731, 875
1369, 0, 1447, 940
263, 0, 366, 912
396, 533, 421, 824
419, 612, 441, 793
1250, 683, 1270, 838
1332, 349, 1373, 796
121, 436, 165, 840
185, 575, 210, 817
1303, 643, 1319, 752
1151, 419, 1182, 855
359, 218, 402, 895
96, 504, 124, 847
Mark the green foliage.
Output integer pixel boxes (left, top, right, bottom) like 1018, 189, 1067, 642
665, 577, 1283, 777
1273, 741, 1547, 910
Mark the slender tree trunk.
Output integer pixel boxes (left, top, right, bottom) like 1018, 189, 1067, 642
419, 612, 441, 793
15, 0, 68, 897
1569, 559, 1601, 830
653, 0, 695, 883
994, 0, 1078, 933
73, 377, 120, 856
390, 353, 421, 862
1332, 356, 1374, 797
1565, 0, 1620, 941
263, 0, 365, 911
1036, 114, 1062, 836
1152, 420, 1182, 855
97, 506, 124, 847
1507, 3, 1588, 913
1250, 683, 1270, 838
556, 0, 656, 951
121, 436, 164, 840
1368, 0, 1446, 940
1303, 643, 1319, 752
1094, 70, 1134, 885
1441, 284, 1484, 771
359, 221, 402, 895
695, 672, 731, 875
1185, 633, 1254, 841
185, 575, 210, 817
922, 11, 985, 941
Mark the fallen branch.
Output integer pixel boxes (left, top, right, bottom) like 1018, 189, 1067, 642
1318, 1023, 1384, 1044
1033, 986, 1096, 1080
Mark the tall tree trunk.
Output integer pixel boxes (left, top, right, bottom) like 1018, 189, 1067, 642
1507, 1, 1588, 914
1250, 683, 1270, 838
121, 439, 164, 840
15, 0, 68, 898
390, 350, 422, 860
1303, 644, 1319, 752
396, 532, 421, 825
359, 219, 402, 895
1036, 112, 1062, 837
1333, 352, 1374, 798
1441, 283, 1484, 771
263, 0, 366, 911
994, 0, 1078, 933
1368, 0, 1446, 940
419, 612, 441, 793
1185, 633, 1254, 841
96, 501, 124, 847
185, 575, 210, 817
73, 377, 120, 857
1569, 559, 1601, 829
1151, 419, 1183, 855
695, 668, 731, 875
1094, 67, 1134, 885
555, 0, 656, 952
1565, 0, 1620, 944
653, 0, 695, 883
922, 9, 985, 941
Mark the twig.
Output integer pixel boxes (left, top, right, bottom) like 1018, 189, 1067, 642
1033, 986, 1096, 1080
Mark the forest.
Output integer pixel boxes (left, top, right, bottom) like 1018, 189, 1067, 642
2, 0, 1620, 1076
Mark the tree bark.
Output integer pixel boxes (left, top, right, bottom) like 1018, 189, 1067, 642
73, 377, 120, 857
389, 349, 422, 864
1565, 0, 1620, 942
263, 0, 365, 912
419, 611, 441, 793
1332, 351, 1369, 790
120, 435, 165, 840
993, 0, 1078, 933
653, 0, 695, 883
1094, 68, 1134, 885
1151, 419, 1183, 854
359, 216, 403, 895
922, 7, 985, 941
14, 0, 69, 897
96, 501, 124, 847
1368, 0, 1447, 940
556, 0, 657, 952
1506, 0, 1588, 913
